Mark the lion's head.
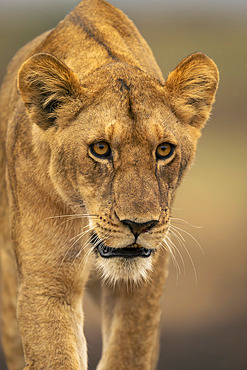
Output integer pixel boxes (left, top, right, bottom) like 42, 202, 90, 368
18, 52, 218, 284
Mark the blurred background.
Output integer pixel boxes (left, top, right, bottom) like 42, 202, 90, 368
0, 0, 246, 369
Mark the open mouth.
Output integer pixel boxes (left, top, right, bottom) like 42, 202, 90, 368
97, 244, 153, 258
92, 233, 154, 259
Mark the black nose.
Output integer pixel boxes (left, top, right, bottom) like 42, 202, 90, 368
122, 219, 158, 238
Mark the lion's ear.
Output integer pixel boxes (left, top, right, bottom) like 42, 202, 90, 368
18, 52, 81, 130
165, 52, 219, 129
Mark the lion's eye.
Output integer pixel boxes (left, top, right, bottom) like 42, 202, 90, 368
156, 142, 175, 160
90, 141, 111, 158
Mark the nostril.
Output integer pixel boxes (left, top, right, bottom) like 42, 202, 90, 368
122, 219, 158, 238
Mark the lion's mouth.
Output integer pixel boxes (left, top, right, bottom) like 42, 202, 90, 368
97, 244, 153, 258
92, 233, 154, 259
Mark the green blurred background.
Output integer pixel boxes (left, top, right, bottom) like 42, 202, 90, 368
0, 0, 246, 369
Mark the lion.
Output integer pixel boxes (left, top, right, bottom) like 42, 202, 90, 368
0, 0, 219, 369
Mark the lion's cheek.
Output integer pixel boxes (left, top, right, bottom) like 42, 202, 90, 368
156, 164, 180, 209
48, 153, 113, 212
47, 153, 82, 206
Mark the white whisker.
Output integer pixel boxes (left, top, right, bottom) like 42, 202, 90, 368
170, 217, 203, 229
167, 222, 201, 285
169, 224, 204, 255
169, 227, 186, 245
160, 242, 179, 285
58, 226, 94, 268
165, 234, 185, 274
78, 245, 93, 268
69, 225, 91, 242
72, 232, 95, 264
161, 239, 181, 278
76, 229, 111, 267
43, 213, 97, 221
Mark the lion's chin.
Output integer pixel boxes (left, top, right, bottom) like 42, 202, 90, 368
95, 254, 154, 286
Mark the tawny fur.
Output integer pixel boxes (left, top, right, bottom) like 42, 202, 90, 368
0, 0, 218, 369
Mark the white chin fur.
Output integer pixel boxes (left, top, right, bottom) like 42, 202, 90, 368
95, 255, 154, 286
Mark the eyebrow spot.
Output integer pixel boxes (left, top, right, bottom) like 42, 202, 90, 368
155, 122, 164, 141
105, 121, 116, 141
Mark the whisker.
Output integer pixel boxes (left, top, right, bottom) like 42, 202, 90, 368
79, 246, 93, 268
170, 217, 203, 229
169, 224, 204, 255
168, 227, 199, 285
161, 239, 181, 278
43, 213, 98, 222
94, 229, 112, 247
69, 227, 93, 250
76, 229, 112, 267
69, 225, 91, 242
160, 242, 180, 285
165, 234, 186, 274
72, 233, 96, 267
169, 226, 186, 245
59, 227, 94, 267
180, 239, 198, 285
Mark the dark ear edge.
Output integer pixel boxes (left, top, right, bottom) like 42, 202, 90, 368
165, 52, 219, 129
18, 52, 81, 130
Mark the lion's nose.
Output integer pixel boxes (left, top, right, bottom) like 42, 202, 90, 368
122, 219, 158, 238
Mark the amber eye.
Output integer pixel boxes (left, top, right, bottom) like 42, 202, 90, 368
156, 142, 175, 160
90, 141, 111, 158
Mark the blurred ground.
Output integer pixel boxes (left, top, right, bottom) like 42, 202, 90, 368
0, 1, 247, 369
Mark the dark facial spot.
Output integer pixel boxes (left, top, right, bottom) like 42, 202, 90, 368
118, 78, 130, 92
177, 158, 189, 184
71, 13, 118, 61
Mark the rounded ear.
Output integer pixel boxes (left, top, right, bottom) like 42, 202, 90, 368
165, 52, 219, 129
18, 52, 81, 130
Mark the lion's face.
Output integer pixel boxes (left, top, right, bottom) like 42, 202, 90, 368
18, 53, 218, 283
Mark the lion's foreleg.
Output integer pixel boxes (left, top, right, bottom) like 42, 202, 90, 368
97, 250, 168, 370
0, 243, 25, 370
16, 260, 90, 369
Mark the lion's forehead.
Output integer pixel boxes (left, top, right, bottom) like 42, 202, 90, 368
75, 101, 179, 147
